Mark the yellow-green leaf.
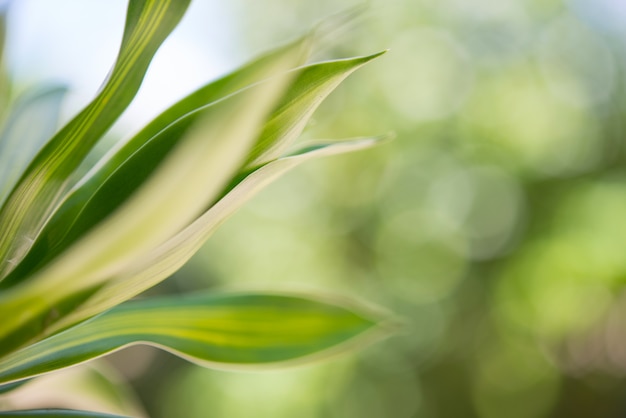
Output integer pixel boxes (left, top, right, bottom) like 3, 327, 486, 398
0, 292, 383, 385
0, 38, 311, 290
0, 0, 191, 278
51, 136, 390, 332
0, 52, 300, 352
245, 51, 386, 167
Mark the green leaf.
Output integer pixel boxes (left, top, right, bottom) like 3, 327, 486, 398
245, 51, 387, 167
1, 51, 383, 291
51, 136, 390, 333
0, 410, 129, 418
0, 0, 192, 278
0, 49, 380, 288
0, 54, 300, 350
0, 86, 68, 207
0, 38, 312, 290
0, 292, 382, 385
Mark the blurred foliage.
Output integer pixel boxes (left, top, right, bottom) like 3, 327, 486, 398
147, 0, 626, 417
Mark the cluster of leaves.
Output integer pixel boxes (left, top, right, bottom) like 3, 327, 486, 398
0, 0, 389, 416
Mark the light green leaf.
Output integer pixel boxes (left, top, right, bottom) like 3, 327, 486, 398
245, 51, 386, 167
51, 136, 390, 332
0, 0, 192, 278
2, 51, 382, 292
0, 38, 312, 290
0, 53, 300, 351
0, 410, 129, 417
0, 86, 68, 207
0, 292, 382, 385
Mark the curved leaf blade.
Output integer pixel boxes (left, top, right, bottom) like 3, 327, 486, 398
1, 51, 382, 291
51, 136, 390, 331
0, 55, 300, 349
245, 51, 386, 167
0, 293, 382, 385
0, 38, 312, 289
44, 53, 382, 278
0, 0, 192, 278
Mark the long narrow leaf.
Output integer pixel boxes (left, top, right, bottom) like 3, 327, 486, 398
51, 136, 390, 332
0, 39, 312, 289
0, 0, 191, 278
1, 52, 382, 290
0, 292, 382, 385
0, 54, 300, 350
245, 51, 386, 167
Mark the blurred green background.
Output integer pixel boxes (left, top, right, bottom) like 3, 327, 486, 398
8, 0, 626, 417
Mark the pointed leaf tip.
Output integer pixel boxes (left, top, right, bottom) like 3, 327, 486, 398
0, 292, 386, 384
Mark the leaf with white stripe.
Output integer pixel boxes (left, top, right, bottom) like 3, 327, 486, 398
51, 135, 390, 332
245, 51, 386, 167
0, 57, 299, 350
0, 38, 311, 290
0, 0, 192, 278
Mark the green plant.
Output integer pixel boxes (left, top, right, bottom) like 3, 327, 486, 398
0, 1, 389, 416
